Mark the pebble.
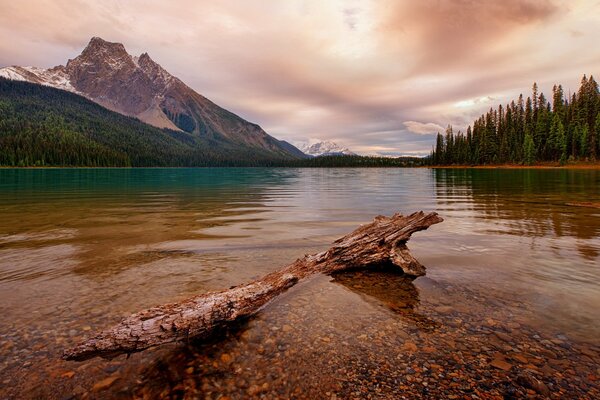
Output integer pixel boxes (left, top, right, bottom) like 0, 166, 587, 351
220, 353, 232, 364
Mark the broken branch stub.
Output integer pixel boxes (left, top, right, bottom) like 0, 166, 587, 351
63, 211, 443, 361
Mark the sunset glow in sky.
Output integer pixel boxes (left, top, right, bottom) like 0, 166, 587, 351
1, 0, 599, 155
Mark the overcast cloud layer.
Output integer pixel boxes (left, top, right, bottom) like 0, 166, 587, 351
1, 0, 599, 155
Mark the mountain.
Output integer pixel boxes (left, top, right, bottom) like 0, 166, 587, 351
0, 78, 297, 167
276, 140, 310, 158
0, 37, 301, 159
294, 140, 356, 157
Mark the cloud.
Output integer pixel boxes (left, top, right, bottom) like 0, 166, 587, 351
377, 0, 558, 74
403, 121, 445, 135
0, 0, 598, 154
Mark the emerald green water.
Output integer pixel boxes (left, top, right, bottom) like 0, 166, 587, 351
0, 168, 599, 398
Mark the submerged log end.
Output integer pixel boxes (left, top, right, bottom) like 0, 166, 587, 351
63, 336, 125, 361
391, 244, 426, 277
388, 211, 443, 276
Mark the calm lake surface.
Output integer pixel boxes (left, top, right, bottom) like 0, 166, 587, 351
1, 168, 599, 398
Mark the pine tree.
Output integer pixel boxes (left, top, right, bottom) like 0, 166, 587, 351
571, 125, 580, 159
524, 131, 535, 165
434, 133, 444, 164
552, 84, 565, 119
558, 119, 567, 164
580, 126, 589, 159
590, 76, 600, 159
595, 113, 600, 158
445, 125, 454, 164
548, 114, 565, 160
532, 82, 539, 117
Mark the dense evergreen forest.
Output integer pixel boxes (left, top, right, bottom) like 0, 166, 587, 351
0, 78, 424, 168
0, 78, 301, 167
430, 75, 600, 165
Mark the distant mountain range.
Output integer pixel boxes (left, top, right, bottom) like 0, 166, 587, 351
294, 140, 356, 157
0, 37, 304, 161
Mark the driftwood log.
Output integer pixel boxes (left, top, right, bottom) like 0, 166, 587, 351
63, 211, 443, 361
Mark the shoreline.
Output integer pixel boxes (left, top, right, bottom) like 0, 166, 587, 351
426, 162, 600, 170
2, 163, 600, 170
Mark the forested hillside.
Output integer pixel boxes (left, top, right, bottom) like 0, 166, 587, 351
430, 75, 600, 165
0, 79, 298, 167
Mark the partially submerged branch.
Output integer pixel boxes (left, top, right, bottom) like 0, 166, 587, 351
63, 211, 443, 361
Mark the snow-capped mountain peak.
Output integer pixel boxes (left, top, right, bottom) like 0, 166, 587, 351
294, 140, 356, 157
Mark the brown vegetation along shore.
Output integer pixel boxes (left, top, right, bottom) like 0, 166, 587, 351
427, 162, 600, 170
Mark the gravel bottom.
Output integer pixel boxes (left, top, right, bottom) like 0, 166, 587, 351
1, 270, 599, 399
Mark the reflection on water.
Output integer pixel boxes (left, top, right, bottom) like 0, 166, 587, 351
331, 267, 439, 331
428, 169, 600, 338
0, 168, 599, 398
434, 169, 600, 242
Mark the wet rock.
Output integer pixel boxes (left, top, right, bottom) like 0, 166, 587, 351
517, 373, 551, 396
92, 375, 119, 392
494, 331, 512, 343
72, 385, 86, 396
434, 306, 453, 315
247, 384, 266, 396
580, 347, 597, 358
403, 342, 417, 353
512, 354, 528, 364
490, 357, 512, 371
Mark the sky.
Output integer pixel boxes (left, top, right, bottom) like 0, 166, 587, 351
1, 0, 599, 156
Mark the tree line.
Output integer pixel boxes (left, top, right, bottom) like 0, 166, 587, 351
430, 75, 600, 165
276, 155, 425, 167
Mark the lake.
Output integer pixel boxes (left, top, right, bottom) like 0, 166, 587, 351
1, 168, 599, 398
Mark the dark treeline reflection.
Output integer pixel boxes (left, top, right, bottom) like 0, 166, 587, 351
434, 169, 600, 250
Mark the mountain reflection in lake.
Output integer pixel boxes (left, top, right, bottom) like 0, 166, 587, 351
0, 168, 598, 398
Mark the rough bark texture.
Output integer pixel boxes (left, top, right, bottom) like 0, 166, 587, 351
63, 211, 443, 361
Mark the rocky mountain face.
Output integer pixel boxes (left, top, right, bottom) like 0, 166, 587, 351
0, 37, 300, 158
294, 140, 356, 157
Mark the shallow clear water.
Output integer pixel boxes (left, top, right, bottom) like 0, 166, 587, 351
0, 168, 599, 398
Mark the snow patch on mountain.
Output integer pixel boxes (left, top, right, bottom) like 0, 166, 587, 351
0, 66, 27, 81
0, 66, 77, 92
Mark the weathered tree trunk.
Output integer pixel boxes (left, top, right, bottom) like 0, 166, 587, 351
63, 211, 442, 361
